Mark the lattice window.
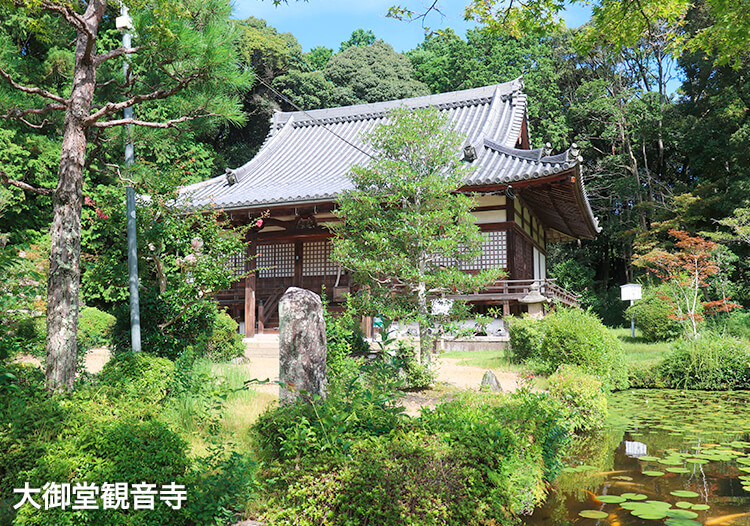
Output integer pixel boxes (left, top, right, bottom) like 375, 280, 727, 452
432, 231, 507, 270
302, 241, 338, 276
257, 242, 294, 278
462, 231, 507, 270
227, 250, 246, 277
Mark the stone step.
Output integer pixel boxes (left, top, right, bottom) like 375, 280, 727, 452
244, 335, 280, 357
244, 341, 280, 348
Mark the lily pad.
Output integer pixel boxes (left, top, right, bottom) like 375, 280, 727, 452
664, 519, 702, 526
643, 470, 665, 476
639, 456, 661, 461
659, 458, 684, 465
579, 510, 609, 519
670, 490, 700, 498
686, 458, 709, 464
691, 504, 710, 511
675, 502, 693, 509
634, 511, 670, 520
666, 467, 691, 474
597, 495, 626, 504
645, 500, 672, 508
667, 510, 699, 519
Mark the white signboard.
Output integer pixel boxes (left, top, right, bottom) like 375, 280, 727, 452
620, 283, 642, 301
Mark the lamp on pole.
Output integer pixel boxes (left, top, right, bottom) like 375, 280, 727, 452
117, 6, 141, 352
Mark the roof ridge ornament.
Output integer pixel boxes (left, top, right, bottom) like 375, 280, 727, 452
569, 142, 580, 160
462, 143, 477, 162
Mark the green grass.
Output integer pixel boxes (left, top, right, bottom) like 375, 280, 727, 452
211, 362, 277, 454
609, 327, 671, 365
163, 360, 276, 457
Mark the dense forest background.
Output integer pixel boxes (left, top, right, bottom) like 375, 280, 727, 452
1, 2, 748, 327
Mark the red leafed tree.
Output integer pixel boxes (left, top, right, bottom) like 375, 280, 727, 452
634, 229, 738, 339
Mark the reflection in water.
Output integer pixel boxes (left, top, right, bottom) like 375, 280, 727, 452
525, 390, 750, 526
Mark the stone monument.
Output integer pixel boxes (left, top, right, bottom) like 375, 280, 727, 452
480, 370, 503, 392
278, 287, 327, 403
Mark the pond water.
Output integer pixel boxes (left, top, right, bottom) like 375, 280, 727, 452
527, 390, 750, 526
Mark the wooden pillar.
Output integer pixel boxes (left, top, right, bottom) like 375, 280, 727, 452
244, 232, 257, 338
294, 240, 303, 288
362, 316, 374, 339
505, 198, 516, 281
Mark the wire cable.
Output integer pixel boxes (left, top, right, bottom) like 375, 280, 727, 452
255, 76, 376, 160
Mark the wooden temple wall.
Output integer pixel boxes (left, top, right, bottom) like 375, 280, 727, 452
217, 192, 555, 335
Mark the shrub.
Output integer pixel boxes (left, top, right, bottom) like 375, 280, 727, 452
660, 333, 750, 390
719, 309, 750, 340
2, 361, 192, 526
262, 431, 480, 525
627, 362, 667, 389
539, 308, 629, 391
2, 355, 255, 526
392, 339, 436, 389
418, 390, 571, 482
507, 315, 544, 363
98, 352, 175, 403
252, 360, 407, 464
77, 306, 116, 351
111, 288, 217, 360
548, 365, 607, 433
8, 316, 46, 358
195, 310, 244, 362
624, 285, 682, 342
0, 365, 65, 524
14, 415, 193, 526
323, 293, 371, 376
256, 391, 572, 525
263, 430, 522, 526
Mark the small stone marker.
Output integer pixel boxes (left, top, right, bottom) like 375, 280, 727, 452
278, 287, 327, 404
480, 370, 503, 392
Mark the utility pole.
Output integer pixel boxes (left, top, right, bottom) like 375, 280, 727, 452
117, 5, 141, 352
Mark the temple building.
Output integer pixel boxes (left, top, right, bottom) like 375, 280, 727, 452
180, 78, 600, 336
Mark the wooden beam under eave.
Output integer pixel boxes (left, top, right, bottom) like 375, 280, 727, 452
244, 232, 257, 338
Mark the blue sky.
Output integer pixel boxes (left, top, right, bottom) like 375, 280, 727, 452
232, 0, 594, 52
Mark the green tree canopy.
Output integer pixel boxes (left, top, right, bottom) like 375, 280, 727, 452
460, 0, 750, 67
323, 40, 429, 103
304, 45, 334, 70
408, 28, 571, 149
340, 28, 377, 51
0, 0, 251, 391
331, 107, 501, 362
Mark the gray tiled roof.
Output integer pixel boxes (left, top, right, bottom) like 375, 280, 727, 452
180, 78, 586, 217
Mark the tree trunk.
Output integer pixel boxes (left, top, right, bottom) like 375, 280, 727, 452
417, 278, 430, 365
45, 1, 105, 392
